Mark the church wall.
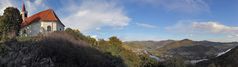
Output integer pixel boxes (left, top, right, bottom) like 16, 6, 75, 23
56, 22, 65, 31
20, 21, 64, 36
20, 21, 41, 36
41, 21, 57, 31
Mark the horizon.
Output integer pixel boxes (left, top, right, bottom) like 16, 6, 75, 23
123, 38, 238, 43
0, 0, 238, 42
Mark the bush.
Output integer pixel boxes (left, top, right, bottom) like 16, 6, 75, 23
64, 28, 163, 67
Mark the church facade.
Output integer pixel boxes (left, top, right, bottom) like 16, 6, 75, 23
20, 3, 65, 36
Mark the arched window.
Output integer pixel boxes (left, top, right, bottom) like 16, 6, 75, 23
47, 26, 52, 32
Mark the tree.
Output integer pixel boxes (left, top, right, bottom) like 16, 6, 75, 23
0, 16, 2, 40
208, 63, 216, 67
65, 28, 85, 40
109, 36, 122, 45
139, 55, 161, 67
164, 56, 186, 67
0, 7, 22, 39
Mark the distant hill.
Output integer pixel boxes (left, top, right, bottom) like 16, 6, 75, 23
125, 39, 238, 62
166, 40, 238, 60
196, 46, 238, 67
124, 40, 174, 50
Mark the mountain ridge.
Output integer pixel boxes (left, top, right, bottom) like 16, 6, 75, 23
124, 39, 238, 63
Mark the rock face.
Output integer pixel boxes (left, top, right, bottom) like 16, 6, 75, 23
0, 32, 119, 67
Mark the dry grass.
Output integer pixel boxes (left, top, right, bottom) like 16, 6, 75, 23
0, 32, 123, 67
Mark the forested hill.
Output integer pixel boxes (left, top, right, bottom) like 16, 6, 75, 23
125, 39, 238, 62
196, 45, 238, 67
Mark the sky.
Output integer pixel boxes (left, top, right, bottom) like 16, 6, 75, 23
0, 0, 238, 42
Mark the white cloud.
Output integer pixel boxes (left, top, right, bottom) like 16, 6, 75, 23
0, 0, 15, 15
167, 21, 238, 33
0, 0, 48, 15
34, 0, 44, 5
91, 35, 98, 40
191, 22, 238, 34
227, 34, 238, 38
135, 23, 158, 28
167, 21, 238, 42
62, 0, 130, 32
25, 0, 48, 15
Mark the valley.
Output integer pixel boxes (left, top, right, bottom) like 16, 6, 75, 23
124, 39, 238, 64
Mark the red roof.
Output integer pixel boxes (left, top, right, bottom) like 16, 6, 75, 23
21, 9, 65, 28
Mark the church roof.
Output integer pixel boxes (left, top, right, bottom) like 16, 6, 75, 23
21, 9, 65, 28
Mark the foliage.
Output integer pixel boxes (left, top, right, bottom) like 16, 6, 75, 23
64, 28, 160, 67
0, 7, 22, 40
208, 63, 216, 67
0, 42, 8, 56
139, 55, 162, 67
64, 28, 97, 46
162, 56, 187, 67
109, 36, 122, 45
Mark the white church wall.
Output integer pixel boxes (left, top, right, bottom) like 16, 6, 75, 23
30, 22, 41, 36
56, 22, 64, 31
41, 21, 57, 31
20, 21, 41, 36
20, 21, 64, 36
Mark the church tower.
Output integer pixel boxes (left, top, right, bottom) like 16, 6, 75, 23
21, 1, 27, 21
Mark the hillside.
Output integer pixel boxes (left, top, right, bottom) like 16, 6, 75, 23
125, 39, 238, 63
196, 46, 238, 67
167, 41, 238, 60
0, 32, 119, 67
0, 29, 161, 67
124, 40, 174, 50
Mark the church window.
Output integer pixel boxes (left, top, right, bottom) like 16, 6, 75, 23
47, 26, 52, 32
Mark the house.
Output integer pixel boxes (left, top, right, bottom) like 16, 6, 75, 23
20, 3, 65, 36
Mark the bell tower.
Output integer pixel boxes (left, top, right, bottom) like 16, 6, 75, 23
21, 0, 27, 21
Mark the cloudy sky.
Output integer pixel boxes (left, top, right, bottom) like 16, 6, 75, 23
0, 0, 238, 42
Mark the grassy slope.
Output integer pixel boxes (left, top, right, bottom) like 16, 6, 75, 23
0, 32, 122, 67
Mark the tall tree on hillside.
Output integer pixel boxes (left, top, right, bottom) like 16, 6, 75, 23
0, 7, 22, 39
109, 36, 122, 45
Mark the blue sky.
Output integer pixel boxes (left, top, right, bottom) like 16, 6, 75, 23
0, 0, 238, 42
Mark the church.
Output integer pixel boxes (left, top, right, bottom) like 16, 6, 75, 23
20, 3, 65, 36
